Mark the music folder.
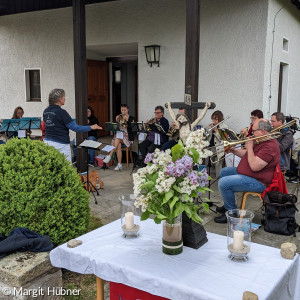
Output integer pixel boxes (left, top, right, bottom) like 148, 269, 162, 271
79, 140, 102, 149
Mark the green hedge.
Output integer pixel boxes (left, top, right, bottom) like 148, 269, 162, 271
0, 138, 90, 246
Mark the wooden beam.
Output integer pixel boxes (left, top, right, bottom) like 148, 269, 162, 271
185, 0, 200, 121
73, 0, 88, 172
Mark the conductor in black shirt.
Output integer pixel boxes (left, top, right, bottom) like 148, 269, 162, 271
139, 105, 169, 163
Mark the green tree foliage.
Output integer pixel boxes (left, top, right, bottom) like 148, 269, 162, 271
0, 139, 90, 245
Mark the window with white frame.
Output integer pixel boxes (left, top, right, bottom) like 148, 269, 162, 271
25, 69, 41, 102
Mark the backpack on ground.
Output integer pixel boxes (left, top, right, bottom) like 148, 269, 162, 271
261, 191, 299, 236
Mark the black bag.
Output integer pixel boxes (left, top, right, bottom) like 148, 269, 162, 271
262, 191, 299, 236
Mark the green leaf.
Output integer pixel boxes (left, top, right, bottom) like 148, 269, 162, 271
154, 217, 162, 224
191, 213, 203, 224
201, 202, 210, 212
189, 148, 199, 164
174, 202, 184, 216
173, 185, 181, 193
141, 211, 150, 221
182, 194, 191, 202
171, 143, 185, 162
140, 181, 155, 189
184, 205, 192, 218
162, 190, 174, 204
169, 196, 179, 210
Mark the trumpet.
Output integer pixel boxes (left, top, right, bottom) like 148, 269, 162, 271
209, 132, 282, 164
270, 119, 296, 133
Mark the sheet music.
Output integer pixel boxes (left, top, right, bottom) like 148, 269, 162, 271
116, 131, 124, 139
101, 145, 115, 152
154, 133, 161, 145
138, 132, 146, 141
79, 140, 102, 149
18, 130, 26, 138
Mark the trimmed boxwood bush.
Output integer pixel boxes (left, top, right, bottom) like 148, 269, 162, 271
0, 138, 90, 246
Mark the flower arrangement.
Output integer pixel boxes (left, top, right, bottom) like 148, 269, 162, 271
133, 129, 213, 224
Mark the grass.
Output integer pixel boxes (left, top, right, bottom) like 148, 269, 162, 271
62, 214, 103, 300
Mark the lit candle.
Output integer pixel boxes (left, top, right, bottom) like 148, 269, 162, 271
125, 212, 134, 230
233, 230, 244, 251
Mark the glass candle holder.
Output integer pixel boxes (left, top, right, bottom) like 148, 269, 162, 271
119, 194, 141, 238
225, 209, 254, 261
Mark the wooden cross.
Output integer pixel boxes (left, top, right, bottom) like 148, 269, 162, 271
167, 101, 216, 121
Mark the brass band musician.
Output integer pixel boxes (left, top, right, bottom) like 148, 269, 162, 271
103, 104, 135, 171
206, 110, 228, 178
270, 112, 294, 171
239, 109, 264, 138
139, 105, 169, 164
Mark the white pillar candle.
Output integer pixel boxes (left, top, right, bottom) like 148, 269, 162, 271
125, 212, 134, 230
233, 230, 244, 251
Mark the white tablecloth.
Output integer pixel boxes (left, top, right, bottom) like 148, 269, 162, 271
50, 219, 300, 300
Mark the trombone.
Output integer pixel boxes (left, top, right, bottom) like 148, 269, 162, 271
209, 131, 282, 164
204, 115, 231, 137
270, 119, 296, 133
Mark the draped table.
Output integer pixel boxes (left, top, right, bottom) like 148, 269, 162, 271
50, 219, 300, 300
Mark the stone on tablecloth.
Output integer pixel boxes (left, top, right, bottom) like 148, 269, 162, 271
280, 242, 297, 259
67, 239, 82, 248
242, 291, 258, 300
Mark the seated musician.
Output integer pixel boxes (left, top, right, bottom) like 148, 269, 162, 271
103, 104, 135, 171
140, 105, 169, 163
240, 109, 263, 137
214, 119, 280, 223
161, 107, 186, 151
9, 106, 25, 139
206, 110, 228, 178
270, 112, 294, 171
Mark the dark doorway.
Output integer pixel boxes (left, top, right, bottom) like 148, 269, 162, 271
108, 57, 138, 121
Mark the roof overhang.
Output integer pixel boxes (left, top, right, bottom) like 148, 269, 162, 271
0, 0, 118, 17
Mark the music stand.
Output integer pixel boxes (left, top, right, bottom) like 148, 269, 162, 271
130, 122, 146, 175
0, 119, 20, 138
78, 139, 102, 204
19, 117, 41, 131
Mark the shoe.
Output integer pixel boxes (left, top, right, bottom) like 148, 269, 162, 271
214, 213, 227, 223
103, 155, 112, 163
114, 163, 122, 171
216, 205, 226, 214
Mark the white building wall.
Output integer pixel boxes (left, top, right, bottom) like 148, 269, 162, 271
198, 0, 269, 131
0, 8, 75, 119
0, 0, 299, 135
263, 0, 300, 123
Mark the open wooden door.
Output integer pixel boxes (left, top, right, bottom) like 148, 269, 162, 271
87, 60, 109, 136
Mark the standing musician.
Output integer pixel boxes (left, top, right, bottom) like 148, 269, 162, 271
103, 104, 135, 171
240, 109, 264, 137
206, 110, 228, 178
139, 105, 169, 164
270, 112, 294, 171
214, 119, 280, 223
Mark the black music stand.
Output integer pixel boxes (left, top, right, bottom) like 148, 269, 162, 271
130, 122, 146, 175
78, 139, 102, 204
